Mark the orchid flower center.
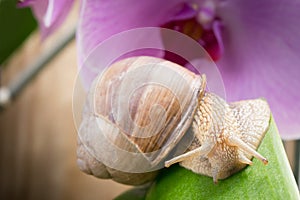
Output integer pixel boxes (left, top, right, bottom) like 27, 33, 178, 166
162, 1, 223, 61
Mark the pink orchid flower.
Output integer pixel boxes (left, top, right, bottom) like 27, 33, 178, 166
20, 0, 300, 140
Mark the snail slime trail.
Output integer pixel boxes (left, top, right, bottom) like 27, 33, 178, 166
77, 56, 270, 185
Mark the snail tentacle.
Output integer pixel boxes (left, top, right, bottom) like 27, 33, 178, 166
226, 135, 268, 165
165, 141, 215, 168
238, 153, 253, 165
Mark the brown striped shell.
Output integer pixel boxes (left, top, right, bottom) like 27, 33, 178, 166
77, 56, 204, 185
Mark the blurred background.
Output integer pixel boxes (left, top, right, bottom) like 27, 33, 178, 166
0, 1, 131, 199
0, 1, 298, 200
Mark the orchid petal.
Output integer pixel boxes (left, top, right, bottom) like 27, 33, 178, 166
77, 0, 300, 139
217, 0, 300, 139
18, 0, 74, 38
77, 0, 194, 66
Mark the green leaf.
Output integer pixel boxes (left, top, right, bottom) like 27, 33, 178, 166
117, 116, 299, 200
0, 0, 37, 65
146, 117, 299, 200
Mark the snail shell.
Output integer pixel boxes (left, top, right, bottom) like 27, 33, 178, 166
77, 56, 204, 185
77, 56, 270, 185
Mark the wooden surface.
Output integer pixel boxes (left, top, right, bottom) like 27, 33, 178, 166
0, 11, 130, 200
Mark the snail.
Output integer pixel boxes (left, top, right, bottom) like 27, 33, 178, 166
77, 56, 270, 185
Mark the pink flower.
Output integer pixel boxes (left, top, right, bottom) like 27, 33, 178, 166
23, 0, 300, 140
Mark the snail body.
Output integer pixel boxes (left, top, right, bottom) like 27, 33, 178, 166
77, 56, 270, 185
165, 92, 270, 183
